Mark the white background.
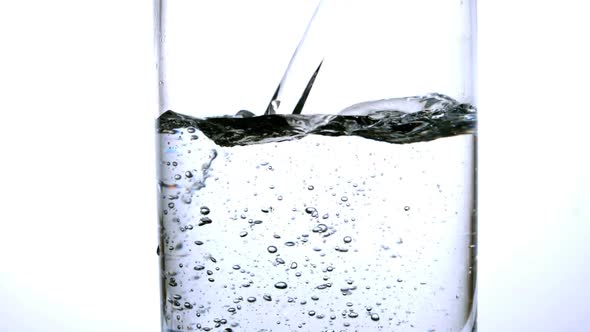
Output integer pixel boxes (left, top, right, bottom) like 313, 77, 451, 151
1, 1, 589, 332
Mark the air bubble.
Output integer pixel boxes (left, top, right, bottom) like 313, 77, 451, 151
263, 294, 272, 301
239, 231, 248, 237
404, 206, 410, 211
185, 171, 193, 178
308, 185, 314, 190
194, 241, 204, 245
343, 236, 352, 243
370, 313, 380, 321
341, 196, 348, 202
274, 282, 288, 289
267, 246, 278, 253
174, 174, 181, 180
198, 217, 212, 226
308, 311, 316, 316
187, 128, 196, 133
247, 297, 256, 303
232, 265, 240, 270
312, 224, 328, 233
348, 312, 359, 318
290, 262, 298, 269
200, 206, 210, 215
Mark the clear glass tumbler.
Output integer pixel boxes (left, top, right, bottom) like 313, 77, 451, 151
154, 1, 477, 331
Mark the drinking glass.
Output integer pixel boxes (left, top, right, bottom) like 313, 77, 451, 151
154, 1, 477, 331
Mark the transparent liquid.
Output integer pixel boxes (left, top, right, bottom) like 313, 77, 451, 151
156, 94, 476, 332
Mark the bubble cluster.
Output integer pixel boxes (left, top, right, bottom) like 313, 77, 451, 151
157, 108, 476, 331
